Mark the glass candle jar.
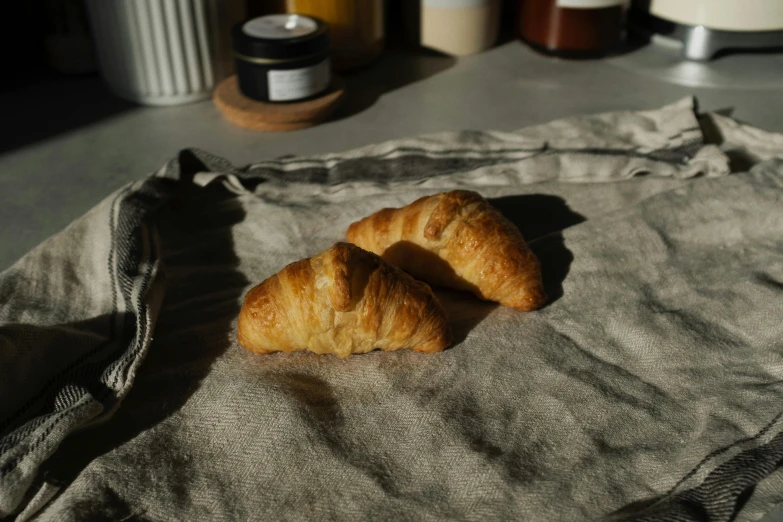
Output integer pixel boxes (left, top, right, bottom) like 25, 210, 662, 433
232, 14, 331, 102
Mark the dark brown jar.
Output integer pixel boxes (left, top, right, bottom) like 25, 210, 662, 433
518, 0, 628, 58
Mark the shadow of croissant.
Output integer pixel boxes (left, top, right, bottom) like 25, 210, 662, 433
381, 240, 491, 345
489, 194, 586, 309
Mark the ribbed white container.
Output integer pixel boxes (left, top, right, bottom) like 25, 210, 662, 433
86, 0, 245, 106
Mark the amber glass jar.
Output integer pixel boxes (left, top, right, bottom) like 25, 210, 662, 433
518, 0, 627, 57
283, 0, 384, 71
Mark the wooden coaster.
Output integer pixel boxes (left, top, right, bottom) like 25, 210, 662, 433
213, 75, 345, 132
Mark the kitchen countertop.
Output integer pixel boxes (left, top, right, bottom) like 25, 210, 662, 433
2, 41, 782, 272
2, 39, 783, 521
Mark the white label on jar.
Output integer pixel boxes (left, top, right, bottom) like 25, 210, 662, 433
556, 0, 626, 8
423, 0, 490, 7
243, 15, 317, 39
268, 59, 330, 102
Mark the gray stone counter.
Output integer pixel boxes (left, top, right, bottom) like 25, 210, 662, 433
1, 41, 781, 270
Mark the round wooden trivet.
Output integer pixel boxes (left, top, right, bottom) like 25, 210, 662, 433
213, 75, 345, 132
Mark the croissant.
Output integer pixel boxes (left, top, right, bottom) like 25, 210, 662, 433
237, 242, 452, 357
345, 190, 546, 311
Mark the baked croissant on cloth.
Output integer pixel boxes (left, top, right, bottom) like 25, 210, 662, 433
346, 190, 547, 311
238, 242, 452, 357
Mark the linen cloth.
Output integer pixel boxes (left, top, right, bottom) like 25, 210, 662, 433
2, 98, 783, 521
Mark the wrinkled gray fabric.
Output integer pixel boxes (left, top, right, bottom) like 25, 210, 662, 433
2, 98, 783, 521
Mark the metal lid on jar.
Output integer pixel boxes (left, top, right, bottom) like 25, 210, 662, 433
232, 14, 330, 62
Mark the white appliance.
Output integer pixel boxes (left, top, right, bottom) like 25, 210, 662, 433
643, 0, 783, 60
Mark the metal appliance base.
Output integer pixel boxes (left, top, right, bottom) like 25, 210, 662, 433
607, 33, 783, 90
645, 17, 783, 61
673, 24, 783, 61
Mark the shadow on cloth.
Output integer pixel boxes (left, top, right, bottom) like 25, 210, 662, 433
39, 154, 250, 497
263, 372, 402, 495
0, 315, 123, 441
489, 194, 585, 308
697, 111, 760, 174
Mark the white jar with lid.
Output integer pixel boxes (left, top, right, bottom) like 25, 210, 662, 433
421, 0, 501, 56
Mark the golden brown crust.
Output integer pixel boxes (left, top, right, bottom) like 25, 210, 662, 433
237, 242, 452, 357
345, 190, 547, 311
424, 190, 483, 240
323, 242, 355, 312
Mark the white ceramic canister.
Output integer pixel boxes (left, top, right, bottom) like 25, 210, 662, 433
421, 0, 501, 56
86, 0, 245, 106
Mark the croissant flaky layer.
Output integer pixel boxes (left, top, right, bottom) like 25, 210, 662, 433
237, 243, 452, 358
346, 190, 547, 311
